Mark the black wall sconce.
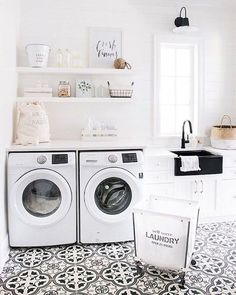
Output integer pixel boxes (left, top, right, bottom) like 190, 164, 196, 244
173, 7, 198, 33
175, 7, 189, 27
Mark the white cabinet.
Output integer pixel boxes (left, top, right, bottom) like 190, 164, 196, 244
174, 178, 216, 218
199, 179, 216, 218
144, 152, 174, 198
215, 152, 236, 217
144, 148, 236, 221
217, 179, 236, 215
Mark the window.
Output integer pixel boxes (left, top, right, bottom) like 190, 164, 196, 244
155, 41, 198, 136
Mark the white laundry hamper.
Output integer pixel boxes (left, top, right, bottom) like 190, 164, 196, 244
133, 196, 200, 285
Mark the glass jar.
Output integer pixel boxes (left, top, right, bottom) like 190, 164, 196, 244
58, 81, 71, 97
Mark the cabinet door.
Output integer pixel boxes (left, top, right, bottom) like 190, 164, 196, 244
173, 179, 217, 218
198, 179, 216, 218
217, 178, 236, 215
174, 179, 197, 201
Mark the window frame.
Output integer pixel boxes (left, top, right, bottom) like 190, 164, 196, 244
153, 33, 204, 139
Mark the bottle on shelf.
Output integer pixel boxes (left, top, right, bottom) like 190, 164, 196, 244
56, 49, 63, 67
72, 51, 80, 67
64, 49, 72, 67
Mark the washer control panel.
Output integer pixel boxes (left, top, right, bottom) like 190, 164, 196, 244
108, 154, 118, 163
37, 155, 47, 164
122, 153, 137, 163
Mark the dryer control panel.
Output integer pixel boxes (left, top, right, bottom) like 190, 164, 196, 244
52, 154, 68, 164
80, 150, 143, 167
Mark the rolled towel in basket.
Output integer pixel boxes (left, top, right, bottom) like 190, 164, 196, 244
180, 156, 201, 172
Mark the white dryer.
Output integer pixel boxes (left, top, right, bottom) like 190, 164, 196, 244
79, 150, 144, 244
8, 151, 76, 247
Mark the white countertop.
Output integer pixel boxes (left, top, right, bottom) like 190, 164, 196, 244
143, 147, 176, 158
8, 139, 147, 152
8, 139, 236, 157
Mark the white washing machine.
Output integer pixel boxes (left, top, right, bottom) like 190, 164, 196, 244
8, 151, 76, 247
79, 150, 144, 244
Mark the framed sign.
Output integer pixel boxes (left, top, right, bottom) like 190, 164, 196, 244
76, 80, 92, 98
89, 28, 122, 68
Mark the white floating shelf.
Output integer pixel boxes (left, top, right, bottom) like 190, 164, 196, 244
16, 67, 134, 75
16, 97, 133, 103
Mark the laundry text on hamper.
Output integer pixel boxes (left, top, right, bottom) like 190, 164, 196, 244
145, 231, 180, 247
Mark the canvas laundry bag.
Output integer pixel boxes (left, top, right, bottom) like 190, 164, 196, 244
15, 102, 50, 145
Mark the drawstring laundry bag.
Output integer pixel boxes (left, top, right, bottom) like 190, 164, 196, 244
15, 102, 50, 145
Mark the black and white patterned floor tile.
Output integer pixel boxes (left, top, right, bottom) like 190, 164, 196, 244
1, 221, 236, 295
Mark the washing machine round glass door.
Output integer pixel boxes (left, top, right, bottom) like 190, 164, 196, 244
84, 167, 142, 223
12, 169, 72, 226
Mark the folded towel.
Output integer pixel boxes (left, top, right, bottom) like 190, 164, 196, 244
180, 156, 201, 172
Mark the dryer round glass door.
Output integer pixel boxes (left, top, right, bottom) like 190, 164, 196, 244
84, 168, 142, 223
12, 169, 72, 226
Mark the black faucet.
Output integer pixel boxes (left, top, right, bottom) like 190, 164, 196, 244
181, 120, 193, 148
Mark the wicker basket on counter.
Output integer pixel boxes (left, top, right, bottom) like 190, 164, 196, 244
107, 81, 134, 98
211, 115, 236, 149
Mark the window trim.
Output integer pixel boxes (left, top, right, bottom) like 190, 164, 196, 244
153, 33, 204, 139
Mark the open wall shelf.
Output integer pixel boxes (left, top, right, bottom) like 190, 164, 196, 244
17, 67, 135, 104
16, 67, 134, 75
16, 97, 133, 103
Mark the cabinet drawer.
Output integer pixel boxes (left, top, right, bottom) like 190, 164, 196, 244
144, 171, 173, 184
223, 168, 236, 179
223, 156, 236, 168
145, 183, 174, 198
144, 157, 174, 171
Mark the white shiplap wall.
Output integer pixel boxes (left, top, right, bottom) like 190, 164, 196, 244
18, 0, 236, 145
0, 0, 18, 271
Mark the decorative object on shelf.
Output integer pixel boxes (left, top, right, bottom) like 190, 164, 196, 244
93, 84, 106, 97
26, 44, 50, 68
15, 102, 50, 145
114, 58, 132, 70
58, 81, 71, 97
81, 118, 118, 141
89, 28, 122, 68
211, 115, 236, 150
76, 80, 92, 97
173, 7, 199, 33
107, 81, 134, 98
71, 50, 80, 68
24, 81, 52, 97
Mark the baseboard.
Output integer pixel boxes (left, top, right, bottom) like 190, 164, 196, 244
199, 215, 236, 224
0, 235, 9, 273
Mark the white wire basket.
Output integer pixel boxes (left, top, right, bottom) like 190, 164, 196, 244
107, 81, 134, 98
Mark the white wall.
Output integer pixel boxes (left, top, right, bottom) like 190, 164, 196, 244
0, 0, 18, 271
18, 0, 236, 146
